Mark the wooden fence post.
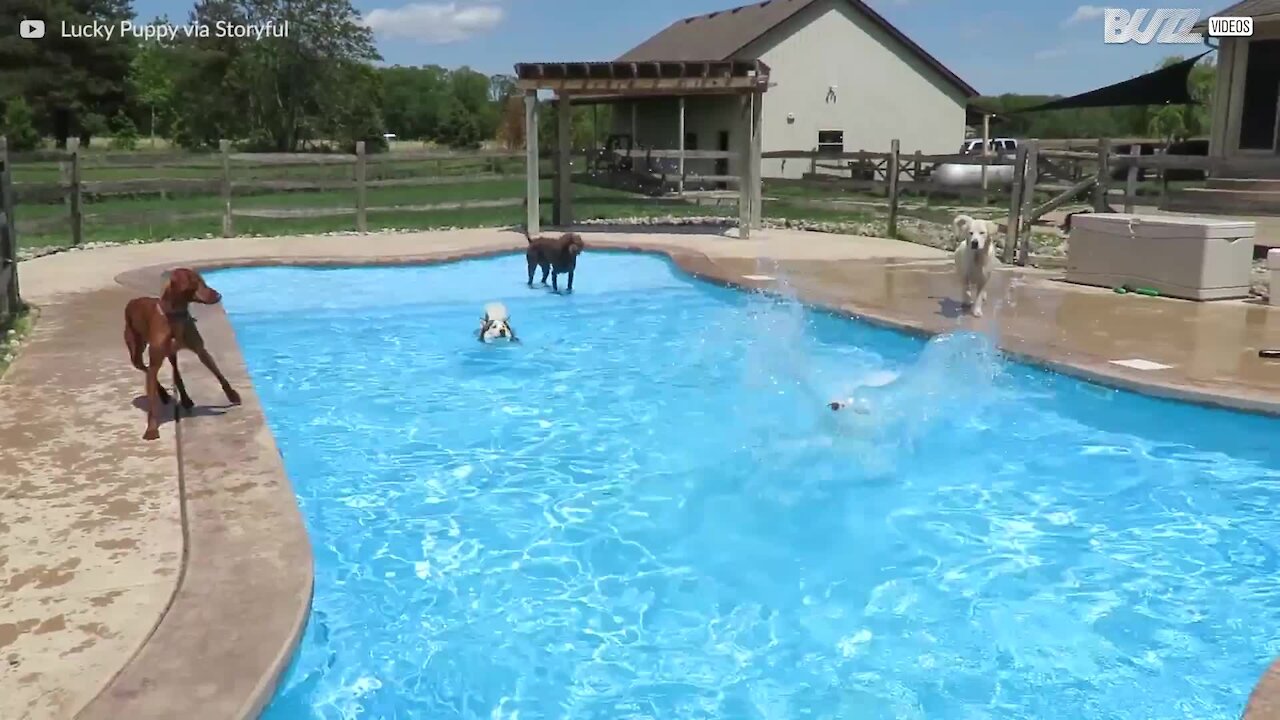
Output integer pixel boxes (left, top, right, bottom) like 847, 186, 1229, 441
677, 96, 686, 196
809, 150, 818, 177
887, 139, 900, 238
1017, 140, 1039, 266
1092, 137, 1112, 213
1157, 162, 1170, 210
355, 141, 368, 232
0, 137, 19, 314
1003, 143, 1029, 265
219, 139, 233, 237
1123, 149, 1139, 214
65, 139, 82, 246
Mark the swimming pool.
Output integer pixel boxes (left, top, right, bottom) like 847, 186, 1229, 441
212, 252, 1280, 720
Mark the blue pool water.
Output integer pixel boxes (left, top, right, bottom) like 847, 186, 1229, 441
211, 252, 1280, 720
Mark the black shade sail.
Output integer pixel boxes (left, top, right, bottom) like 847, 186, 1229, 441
1012, 51, 1212, 113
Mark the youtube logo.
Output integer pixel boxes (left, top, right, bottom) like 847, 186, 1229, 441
20, 19, 46, 39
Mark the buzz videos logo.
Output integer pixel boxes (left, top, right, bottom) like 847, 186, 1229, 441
20, 19, 46, 38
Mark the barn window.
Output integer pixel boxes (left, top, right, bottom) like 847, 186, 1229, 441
817, 130, 844, 154
684, 132, 698, 150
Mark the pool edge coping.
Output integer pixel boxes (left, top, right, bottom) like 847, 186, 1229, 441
92, 238, 1277, 720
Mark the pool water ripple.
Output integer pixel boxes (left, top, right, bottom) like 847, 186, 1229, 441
212, 253, 1280, 720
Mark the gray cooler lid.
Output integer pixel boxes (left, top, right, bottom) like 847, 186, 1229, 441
1071, 213, 1256, 240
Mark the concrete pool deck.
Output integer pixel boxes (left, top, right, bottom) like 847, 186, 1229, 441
1, 225, 1278, 719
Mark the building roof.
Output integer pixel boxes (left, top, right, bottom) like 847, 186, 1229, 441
1207, 0, 1280, 18
616, 0, 977, 97
1195, 0, 1280, 28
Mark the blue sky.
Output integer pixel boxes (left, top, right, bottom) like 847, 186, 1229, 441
131, 0, 1228, 95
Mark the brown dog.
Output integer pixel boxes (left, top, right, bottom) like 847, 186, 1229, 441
124, 268, 241, 441
526, 232, 584, 293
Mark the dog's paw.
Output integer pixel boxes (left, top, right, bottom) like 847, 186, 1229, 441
180, 397, 195, 411
972, 307, 984, 318
225, 388, 242, 405
142, 428, 160, 441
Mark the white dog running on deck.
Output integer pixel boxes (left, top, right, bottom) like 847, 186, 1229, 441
953, 214, 999, 318
478, 302, 518, 343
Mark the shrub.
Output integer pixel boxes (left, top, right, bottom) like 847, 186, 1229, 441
1, 98, 42, 151
109, 111, 140, 150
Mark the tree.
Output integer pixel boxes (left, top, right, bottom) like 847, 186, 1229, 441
0, 0, 135, 147
449, 67, 498, 139
129, 35, 177, 146
439, 97, 482, 149
169, 0, 382, 151
1, 97, 42, 151
497, 95, 525, 150
379, 65, 449, 140
324, 62, 388, 153
1148, 104, 1189, 147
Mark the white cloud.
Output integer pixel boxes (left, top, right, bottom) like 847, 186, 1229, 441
1062, 5, 1106, 27
1034, 44, 1073, 61
363, 2, 505, 44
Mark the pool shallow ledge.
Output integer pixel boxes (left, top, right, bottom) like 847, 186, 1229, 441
99, 239, 1280, 720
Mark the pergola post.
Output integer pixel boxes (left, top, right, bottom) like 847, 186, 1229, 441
677, 97, 686, 195
630, 103, 638, 143
737, 94, 753, 239
552, 94, 573, 226
524, 90, 540, 236
980, 113, 990, 190
750, 89, 763, 228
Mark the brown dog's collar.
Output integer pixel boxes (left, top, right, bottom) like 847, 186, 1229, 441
165, 309, 192, 322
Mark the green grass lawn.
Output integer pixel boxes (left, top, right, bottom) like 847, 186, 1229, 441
20, 177, 828, 249
0, 304, 36, 378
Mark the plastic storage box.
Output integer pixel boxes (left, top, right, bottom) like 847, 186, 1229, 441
1065, 213, 1256, 301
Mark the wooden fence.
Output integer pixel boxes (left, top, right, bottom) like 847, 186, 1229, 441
10, 136, 1278, 264
0, 138, 20, 325
765, 139, 1280, 266
12, 141, 741, 243
13, 141, 548, 241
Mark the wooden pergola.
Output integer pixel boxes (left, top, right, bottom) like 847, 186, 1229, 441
513, 60, 771, 238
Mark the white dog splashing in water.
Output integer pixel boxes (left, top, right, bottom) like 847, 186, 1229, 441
828, 333, 1000, 418
828, 369, 901, 413
952, 214, 1000, 318
478, 302, 518, 343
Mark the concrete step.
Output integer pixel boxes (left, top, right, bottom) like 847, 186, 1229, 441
1162, 188, 1280, 216
1214, 160, 1280, 179
1206, 178, 1280, 191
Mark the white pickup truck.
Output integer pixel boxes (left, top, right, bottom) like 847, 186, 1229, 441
960, 138, 1018, 155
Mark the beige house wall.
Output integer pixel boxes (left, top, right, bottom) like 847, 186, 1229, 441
612, 0, 970, 180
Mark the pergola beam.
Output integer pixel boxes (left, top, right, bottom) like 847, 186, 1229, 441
514, 77, 763, 93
